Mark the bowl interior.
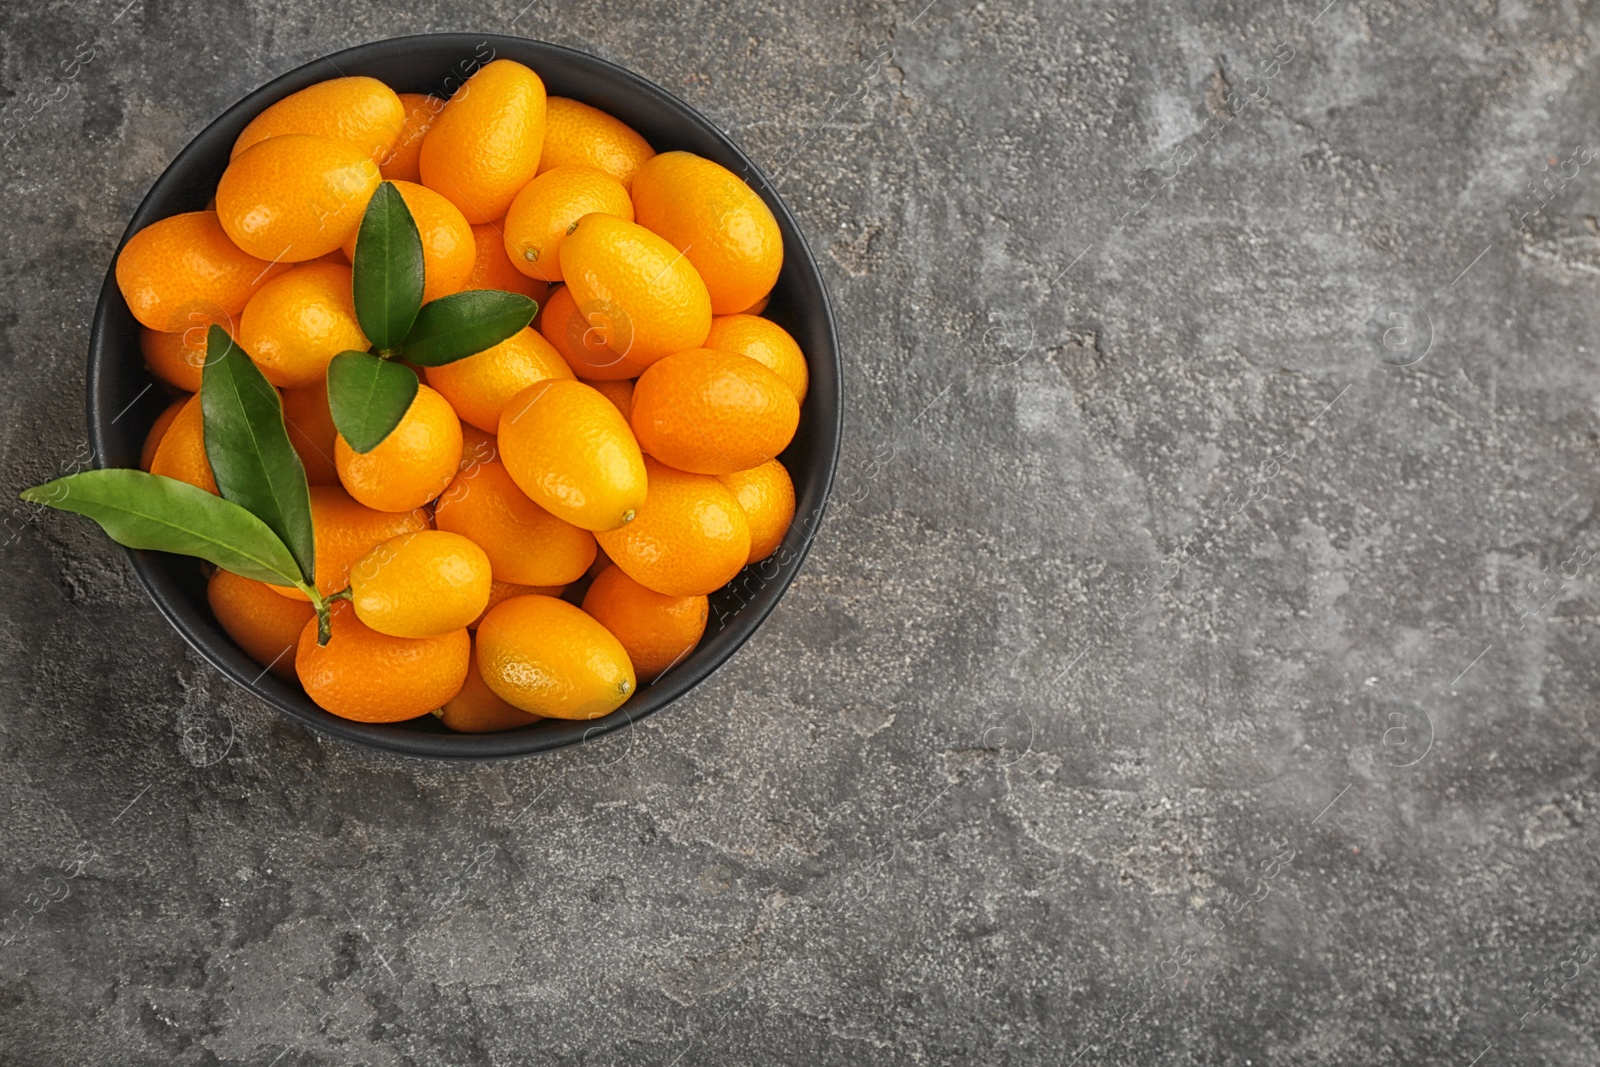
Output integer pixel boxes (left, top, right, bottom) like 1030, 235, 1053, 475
87, 33, 840, 759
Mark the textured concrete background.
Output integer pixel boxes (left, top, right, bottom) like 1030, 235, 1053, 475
3, 0, 1600, 1063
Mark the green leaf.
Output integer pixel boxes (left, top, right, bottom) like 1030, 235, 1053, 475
20, 470, 304, 587
201, 326, 315, 585
327, 350, 419, 453
397, 290, 538, 367
352, 181, 425, 352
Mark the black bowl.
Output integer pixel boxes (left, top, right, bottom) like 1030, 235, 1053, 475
85, 34, 841, 759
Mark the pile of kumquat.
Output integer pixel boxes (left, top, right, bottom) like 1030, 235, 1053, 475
24, 58, 806, 731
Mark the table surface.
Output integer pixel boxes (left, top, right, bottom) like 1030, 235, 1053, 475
4, 1, 1600, 1064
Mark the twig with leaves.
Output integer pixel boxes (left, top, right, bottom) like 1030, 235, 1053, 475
23, 181, 538, 645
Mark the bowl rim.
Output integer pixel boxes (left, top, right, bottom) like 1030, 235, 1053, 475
85, 32, 841, 760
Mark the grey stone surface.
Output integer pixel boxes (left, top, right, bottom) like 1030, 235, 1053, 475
3, 0, 1600, 1063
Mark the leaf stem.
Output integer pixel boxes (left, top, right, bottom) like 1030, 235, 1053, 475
304, 585, 354, 646
295, 582, 335, 646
